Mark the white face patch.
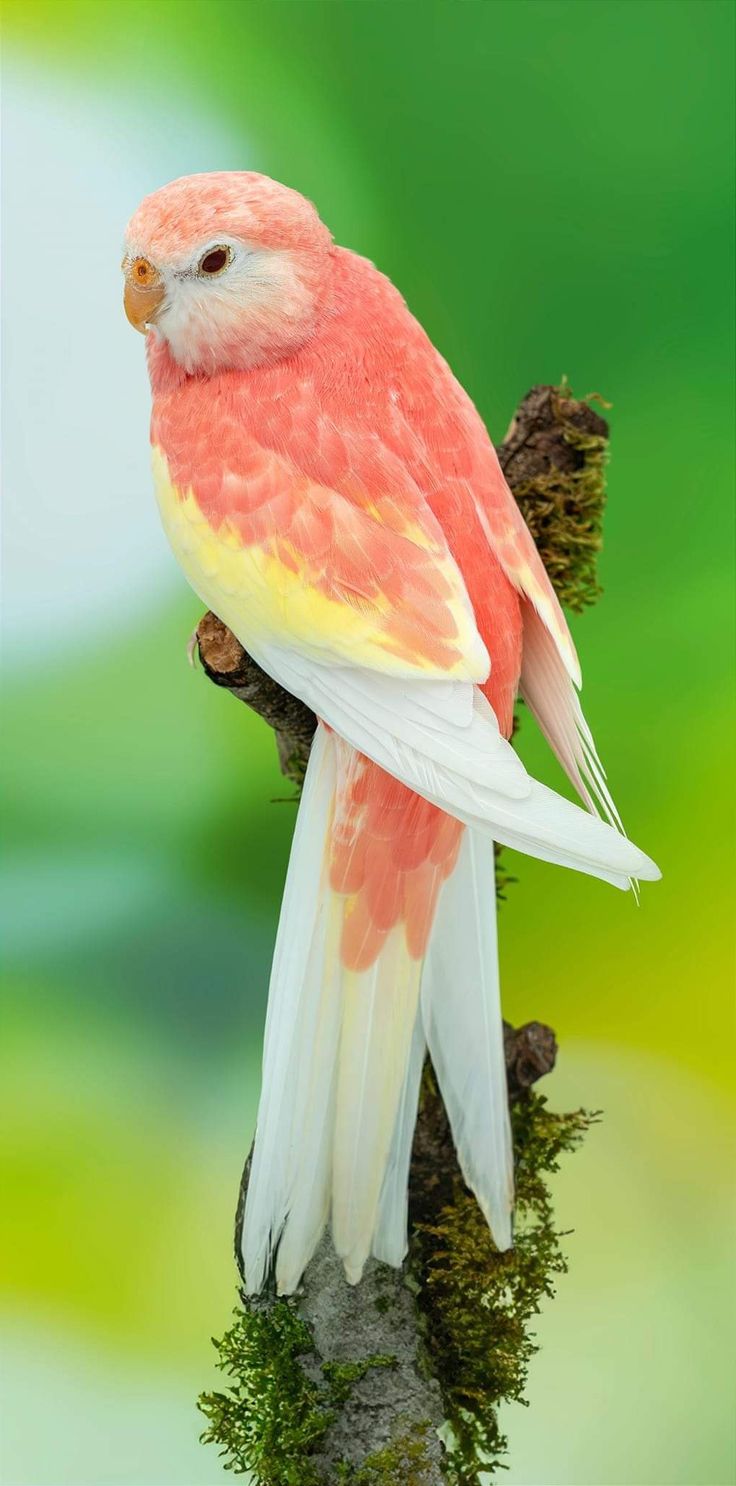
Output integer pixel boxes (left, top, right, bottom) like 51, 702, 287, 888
143, 240, 313, 374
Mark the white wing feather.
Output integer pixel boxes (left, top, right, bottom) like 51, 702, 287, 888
520, 599, 624, 830
257, 644, 660, 889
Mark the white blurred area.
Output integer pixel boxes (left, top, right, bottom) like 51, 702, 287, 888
1, 58, 245, 663
1, 60, 251, 1477
2, 1317, 222, 1486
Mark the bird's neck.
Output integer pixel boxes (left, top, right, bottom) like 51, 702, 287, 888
146, 333, 191, 397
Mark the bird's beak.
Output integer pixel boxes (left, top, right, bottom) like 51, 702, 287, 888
123, 257, 165, 334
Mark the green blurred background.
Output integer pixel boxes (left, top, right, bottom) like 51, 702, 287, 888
1, 2, 734, 1482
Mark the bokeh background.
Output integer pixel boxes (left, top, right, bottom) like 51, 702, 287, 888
2, 2, 734, 1483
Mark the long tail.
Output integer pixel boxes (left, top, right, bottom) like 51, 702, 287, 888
372, 823, 512, 1267
242, 724, 512, 1293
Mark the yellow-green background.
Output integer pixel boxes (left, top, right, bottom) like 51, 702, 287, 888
1, 3, 734, 1483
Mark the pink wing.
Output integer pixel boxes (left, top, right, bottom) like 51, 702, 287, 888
407, 366, 624, 832
259, 249, 618, 830
151, 369, 490, 684
456, 439, 582, 687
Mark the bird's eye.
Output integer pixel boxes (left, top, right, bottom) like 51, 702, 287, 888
198, 245, 232, 277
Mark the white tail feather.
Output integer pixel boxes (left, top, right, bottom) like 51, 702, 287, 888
421, 828, 513, 1249
242, 726, 338, 1294
243, 728, 513, 1294
243, 725, 427, 1294
243, 635, 660, 1294
270, 897, 344, 1294
372, 1013, 426, 1267
372, 828, 514, 1266
332, 932, 422, 1283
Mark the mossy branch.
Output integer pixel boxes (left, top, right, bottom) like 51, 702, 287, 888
413, 1093, 598, 1481
194, 383, 609, 1482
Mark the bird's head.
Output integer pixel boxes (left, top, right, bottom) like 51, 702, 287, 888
122, 172, 333, 375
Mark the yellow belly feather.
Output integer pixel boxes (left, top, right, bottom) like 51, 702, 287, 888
152, 446, 486, 681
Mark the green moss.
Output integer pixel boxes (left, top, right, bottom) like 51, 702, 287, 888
512, 382, 609, 614
199, 1102, 596, 1484
414, 1091, 598, 1483
198, 1300, 331, 1481
322, 1354, 396, 1407
492, 849, 517, 902
336, 1420, 438, 1484
199, 1308, 398, 1482
279, 743, 310, 791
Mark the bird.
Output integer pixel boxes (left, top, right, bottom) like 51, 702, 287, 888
123, 171, 659, 1296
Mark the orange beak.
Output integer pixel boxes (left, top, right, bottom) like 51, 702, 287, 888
123, 256, 165, 333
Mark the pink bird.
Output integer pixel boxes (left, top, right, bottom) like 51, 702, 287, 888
123, 172, 658, 1294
